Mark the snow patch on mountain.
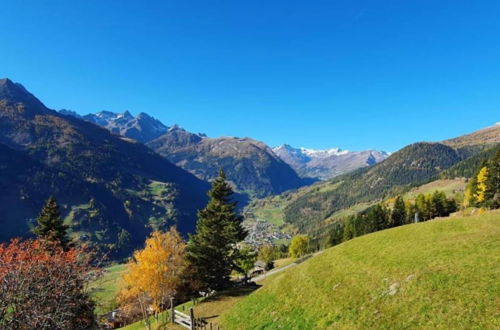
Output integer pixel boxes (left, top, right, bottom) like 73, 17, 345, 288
273, 144, 389, 180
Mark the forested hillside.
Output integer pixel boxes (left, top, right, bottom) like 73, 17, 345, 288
0, 78, 209, 258
283, 142, 463, 232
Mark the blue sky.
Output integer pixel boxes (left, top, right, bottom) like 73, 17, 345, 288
1, 1, 499, 152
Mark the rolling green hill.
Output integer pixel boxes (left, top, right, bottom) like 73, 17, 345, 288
221, 211, 500, 329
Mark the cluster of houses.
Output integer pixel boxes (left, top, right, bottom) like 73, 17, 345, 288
243, 219, 291, 247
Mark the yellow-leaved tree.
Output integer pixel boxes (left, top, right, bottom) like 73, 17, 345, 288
475, 167, 489, 203
118, 228, 186, 328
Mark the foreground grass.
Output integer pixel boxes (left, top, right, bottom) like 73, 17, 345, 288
120, 287, 259, 329
90, 264, 128, 315
221, 210, 500, 329
119, 258, 297, 329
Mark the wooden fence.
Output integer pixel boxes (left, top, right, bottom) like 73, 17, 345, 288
170, 299, 221, 330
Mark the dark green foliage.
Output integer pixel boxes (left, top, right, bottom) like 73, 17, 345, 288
234, 247, 257, 282
369, 204, 390, 231
327, 223, 344, 247
390, 196, 406, 227
413, 191, 457, 220
341, 191, 457, 243
440, 145, 500, 179
187, 170, 247, 291
485, 150, 500, 207
33, 197, 69, 248
284, 143, 463, 234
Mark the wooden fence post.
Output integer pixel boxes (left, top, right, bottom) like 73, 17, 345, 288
170, 297, 175, 324
190, 308, 195, 330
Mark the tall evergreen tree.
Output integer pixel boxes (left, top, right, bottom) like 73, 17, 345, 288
33, 196, 68, 248
486, 150, 500, 207
369, 204, 389, 231
390, 196, 406, 227
327, 223, 344, 247
186, 170, 247, 291
431, 191, 447, 217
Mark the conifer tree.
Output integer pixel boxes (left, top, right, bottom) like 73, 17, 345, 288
486, 150, 500, 207
369, 204, 389, 231
390, 196, 406, 227
33, 196, 68, 248
186, 170, 247, 291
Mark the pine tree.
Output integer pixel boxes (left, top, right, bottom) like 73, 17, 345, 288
186, 170, 247, 291
369, 204, 389, 231
390, 196, 406, 227
33, 197, 68, 248
485, 150, 500, 207
431, 191, 447, 217
327, 223, 344, 247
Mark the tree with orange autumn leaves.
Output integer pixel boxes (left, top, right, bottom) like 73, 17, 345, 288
0, 239, 97, 329
118, 228, 186, 328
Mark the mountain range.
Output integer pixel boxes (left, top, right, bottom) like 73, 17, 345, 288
0, 78, 208, 258
254, 125, 500, 236
3, 77, 498, 259
272, 144, 389, 180
62, 109, 388, 194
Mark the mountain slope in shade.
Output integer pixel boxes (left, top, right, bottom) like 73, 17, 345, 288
273, 144, 389, 180
62, 109, 307, 200
147, 127, 307, 199
0, 78, 208, 258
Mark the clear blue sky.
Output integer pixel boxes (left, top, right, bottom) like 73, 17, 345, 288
1, 1, 499, 152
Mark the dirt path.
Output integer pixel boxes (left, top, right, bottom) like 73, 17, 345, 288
252, 250, 325, 282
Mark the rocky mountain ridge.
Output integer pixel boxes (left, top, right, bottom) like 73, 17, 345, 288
272, 144, 389, 180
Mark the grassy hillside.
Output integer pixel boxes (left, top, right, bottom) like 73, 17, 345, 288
90, 264, 129, 315
403, 178, 466, 200
221, 211, 500, 329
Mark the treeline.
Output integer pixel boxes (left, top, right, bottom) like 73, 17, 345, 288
327, 191, 458, 246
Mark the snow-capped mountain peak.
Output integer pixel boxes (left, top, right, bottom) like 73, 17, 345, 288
273, 144, 389, 180
299, 147, 350, 158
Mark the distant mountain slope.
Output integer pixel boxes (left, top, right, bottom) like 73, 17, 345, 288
60, 109, 169, 143
0, 78, 208, 258
442, 123, 500, 148
147, 127, 307, 199
283, 142, 463, 232
67, 110, 307, 200
273, 144, 388, 179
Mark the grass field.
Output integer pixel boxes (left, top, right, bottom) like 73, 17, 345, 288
220, 210, 500, 329
404, 178, 466, 200
89, 264, 128, 315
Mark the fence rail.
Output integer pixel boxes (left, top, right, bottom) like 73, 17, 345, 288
170, 298, 221, 330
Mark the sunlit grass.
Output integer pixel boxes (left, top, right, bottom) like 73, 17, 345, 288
221, 210, 500, 329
